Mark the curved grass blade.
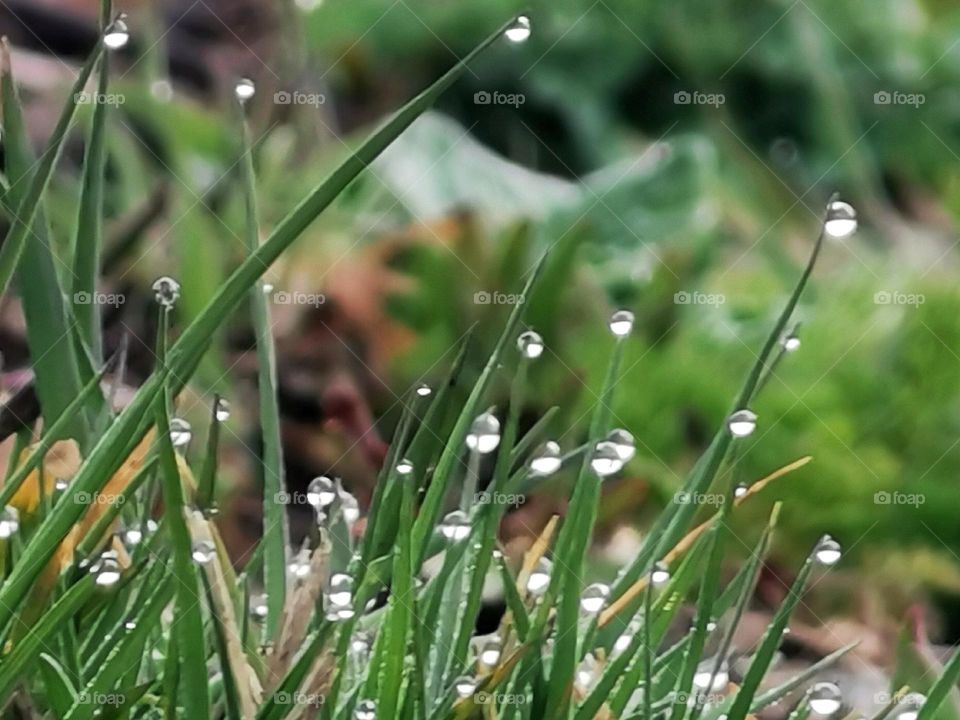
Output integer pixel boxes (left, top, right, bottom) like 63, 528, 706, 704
0, 574, 95, 705
39, 653, 79, 717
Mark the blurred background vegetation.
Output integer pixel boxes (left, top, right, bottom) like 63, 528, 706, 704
3, 0, 960, 651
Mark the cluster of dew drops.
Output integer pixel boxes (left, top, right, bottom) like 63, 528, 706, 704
29, 16, 882, 714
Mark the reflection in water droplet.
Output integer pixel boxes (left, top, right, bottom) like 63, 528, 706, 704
824, 200, 858, 238
215, 398, 231, 422
339, 489, 360, 525
526, 558, 552, 596
783, 334, 801, 352
609, 309, 634, 338
590, 441, 623, 477
607, 428, 636, 462
576, 653, 599, 690
327, 573, 354, 610
529, 441, 562, 476
92, 556, 122, 586
505, 15, 531, 43
808, 682, 842, 716
651, 561, 670, 586
727, 409, 757, 438
152, 276, 181, 308
439, 510, 471, 541
466, 412, 501, 454
307, 476, 337, 508
396, 458, 414, 476
104, 18, 130, 50
354, 699, 377, 720
454, 675, 477, 699
814, 535, 842, 566
517, 330, 544, 359
169, 418, 192, 447
479, 638, 502, 667
416, 384, 432, 397
580, 583, 610, 614
0, 506, 20, 538
734, 483, 747, 498
191, 540, 216, 565
235, 78, 256, 103
250, 595, 269, 623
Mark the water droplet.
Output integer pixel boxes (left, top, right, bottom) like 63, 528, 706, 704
808, 682, 842, 715
576, 653, 599, 690
349, 631, 372, 661
580, 582, 610, 614
814, 535, 842, 566
354, 699, 377, 720
590, 441, 624, 477
169, 418, 192, 447
529, 441, 562, 476
288, 549, 311, 579
734, 483, 747, 498
250, 595, 269, 623
454, 675, 477, 699
651, 561, 670, 586
307, 476, 337, 508
466, 412, 501, 454
895, 693, 926, 720
607, 428, 636, 462
396, 458, 414, 476
416, 384, 432, 397
54, 478, 69, 492
526, 557, 552, 595
479, 638, 502, 667
152, 276, 181, 308
0, 506, 19, 539
191, 540, 216, 565
124, 619, 137, 630
215, 398, 231, 422
327, 573, 354, 610
92, 556, 122, 586
235, 78, 256, 103
613, 627, 634, 655
439, 510, 471, 541
505, 14, 531, 43
783, 333, 801, 352
150, 79, 173, 102
727, 409, 757, 438
609, 309, 634, 338
517, 330, 544, 359
122, 527, 143, 545
103, 18, 130, 50
339, 489, 360, 525
693, 661, 729, 692
824, 200, 857, 238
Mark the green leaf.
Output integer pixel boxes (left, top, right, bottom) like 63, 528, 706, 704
38, 653, 79, 717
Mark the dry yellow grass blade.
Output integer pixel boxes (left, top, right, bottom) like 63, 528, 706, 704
7, 439, 82, 513
598, 456, 811, 628
516, 514, 559, 597
189, 511, 264, 716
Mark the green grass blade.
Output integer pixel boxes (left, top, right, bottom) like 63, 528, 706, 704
71, 44, 111, 362
0, 38, 104, 296
38, 653, 79, 717
917, 646, 960, 720
725, 554, 817, 720
200, 571, 243, 720
0, 574, 95, 705
154, 395, 210, 717
238, 107, 288, 638
197, 394, 223, 511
